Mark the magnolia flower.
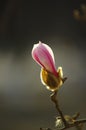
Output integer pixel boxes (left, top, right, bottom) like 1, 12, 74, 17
32, 41, 66, 91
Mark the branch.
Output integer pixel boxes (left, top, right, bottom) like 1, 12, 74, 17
40, 91, 86, 130
40, 118, 86, 130
50, 91, 68, 127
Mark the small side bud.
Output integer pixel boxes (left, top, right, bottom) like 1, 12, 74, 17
64, 115, 75, 124
55, 116, 65, 129
55, 115, 75, 129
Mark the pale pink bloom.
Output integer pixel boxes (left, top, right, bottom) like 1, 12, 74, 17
32, 41, 58, 77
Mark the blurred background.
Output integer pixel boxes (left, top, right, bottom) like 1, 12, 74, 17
0, 0, 86, 130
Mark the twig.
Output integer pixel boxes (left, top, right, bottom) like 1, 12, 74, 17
40, 118, 86, 130
40, 91, 86, 130
40, 85, 86, 130
50, 91, 68, 127
40, 116, 86, 130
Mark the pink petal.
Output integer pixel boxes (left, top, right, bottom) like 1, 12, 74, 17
32, 41, 58, 77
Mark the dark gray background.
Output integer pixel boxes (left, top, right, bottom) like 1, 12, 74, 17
0, 0, 86, 130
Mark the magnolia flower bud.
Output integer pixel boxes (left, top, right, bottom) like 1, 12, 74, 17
32, 41, 66, 91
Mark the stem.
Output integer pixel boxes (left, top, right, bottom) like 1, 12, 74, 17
50, 91, 67, 126
50, 91, 86, 130
40, 88, 86, 130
